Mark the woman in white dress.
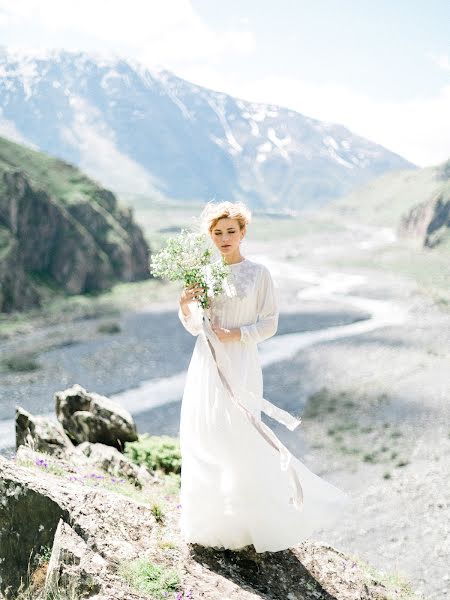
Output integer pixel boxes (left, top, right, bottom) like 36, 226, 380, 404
177, 201, 351, 553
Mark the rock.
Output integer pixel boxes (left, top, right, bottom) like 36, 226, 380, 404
73, 442, 155, 488
55, 384, 138, 449
15, 406, 74, 457
0, 136, 152, 315
398, 187, 450, 248
0, 452, 422, 600
44, 519, 105, 598
0, 455, 157, 599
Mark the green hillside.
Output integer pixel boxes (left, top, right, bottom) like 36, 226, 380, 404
320, 162, 445, 228
0, 136, 150, 316
0, 137, 117, 211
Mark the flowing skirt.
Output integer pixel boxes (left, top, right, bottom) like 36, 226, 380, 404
178, 325, 352, 553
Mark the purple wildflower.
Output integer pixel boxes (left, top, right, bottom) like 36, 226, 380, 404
35, 458, 48, 469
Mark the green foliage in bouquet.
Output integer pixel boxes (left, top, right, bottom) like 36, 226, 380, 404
149, 228, 231, 308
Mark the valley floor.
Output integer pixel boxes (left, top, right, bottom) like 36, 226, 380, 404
0, 223, 448, 599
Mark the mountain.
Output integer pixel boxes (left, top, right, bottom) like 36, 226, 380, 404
0, 136, 151, 314
0, 48, 416, 211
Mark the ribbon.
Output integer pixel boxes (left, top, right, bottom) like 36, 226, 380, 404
201, 314, 304, 511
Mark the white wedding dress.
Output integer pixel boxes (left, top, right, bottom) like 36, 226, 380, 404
177, 257, 351, 553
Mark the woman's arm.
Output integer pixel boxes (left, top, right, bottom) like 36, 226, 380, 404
178, 283, 205, 336
240, 265, 279, 344
178, 301, 204, 336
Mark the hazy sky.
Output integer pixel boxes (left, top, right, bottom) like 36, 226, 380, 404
0, 0, 449, 166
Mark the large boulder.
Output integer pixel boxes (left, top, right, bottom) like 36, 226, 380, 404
55, 384, 138, 450
15, 406, 74, 457
73, 442, 155, 489
43, 519, 106, 598
0, 455, 157, 599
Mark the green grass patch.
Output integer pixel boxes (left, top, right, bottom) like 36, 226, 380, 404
302, 387, 413, 474
0, 352, 42, 372
117, 558, 182, 599
97, 321, 122, 334
124, 434, 182, 475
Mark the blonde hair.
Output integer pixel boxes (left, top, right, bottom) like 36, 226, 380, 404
199, 200, 252, 235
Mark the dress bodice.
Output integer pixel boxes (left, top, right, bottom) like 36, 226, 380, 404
179, 257, 279, 345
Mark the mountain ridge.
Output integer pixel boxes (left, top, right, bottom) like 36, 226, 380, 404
0, 47, 416, 210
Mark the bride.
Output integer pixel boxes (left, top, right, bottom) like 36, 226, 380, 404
177, 200, 351, 553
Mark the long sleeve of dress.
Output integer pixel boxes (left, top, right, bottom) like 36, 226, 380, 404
240, 266, 279, 344
178, 301, 204, 336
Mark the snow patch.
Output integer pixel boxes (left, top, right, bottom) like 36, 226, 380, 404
158, 77, 193, 121
268, 127, 291, 162
249, 120, 259, 136
327, 147, 355, 168
323, 135, 339, 150
257, 141, 272, 153
206, 97, 242, 155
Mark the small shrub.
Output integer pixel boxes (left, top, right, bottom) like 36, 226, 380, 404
2, 352, 41, 372
150, 502, 165, 523
125, 434, 181, 475
390, 430, 402, 438
363, 452, 377, 463
97, 321, 121, 334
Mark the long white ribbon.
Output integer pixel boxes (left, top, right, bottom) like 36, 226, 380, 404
201, 314, 304, 511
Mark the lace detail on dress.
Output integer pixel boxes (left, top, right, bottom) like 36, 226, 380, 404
226, 260, 259, 299
209, 259, 260, 318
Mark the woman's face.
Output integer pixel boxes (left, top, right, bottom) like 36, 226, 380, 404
209, 217, 245, 256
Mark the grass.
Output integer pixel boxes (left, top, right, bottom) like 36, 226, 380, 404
124, 434, 182, 475
117, 558, 182, 599
0, 275, 180, 339
5, 543, 80, 600
0, 352, 42, 372
15, 440, 181, 508
96, 321, 122, 334
302, 387, 411, 474
345, 551, 425, 600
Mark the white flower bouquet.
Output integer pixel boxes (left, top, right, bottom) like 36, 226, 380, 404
149, 228, 231, 309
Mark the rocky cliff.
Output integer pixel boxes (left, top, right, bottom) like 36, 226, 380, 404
397, 159, 450, 248
0, 136, 151, 313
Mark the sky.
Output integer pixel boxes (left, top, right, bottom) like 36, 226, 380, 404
0, 0, 449, 167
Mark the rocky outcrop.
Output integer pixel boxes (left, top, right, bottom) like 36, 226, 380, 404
0, 451, 422, 600
15, 406, 74, 458
73, 442, 154, 488
0, 454, 158, 599
55, 384, 138, 449
2, 386, 421, 599
0, 136, 152, 314
398, 161, 450, 248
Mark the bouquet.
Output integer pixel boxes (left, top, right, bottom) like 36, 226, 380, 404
149, 228, 231, 309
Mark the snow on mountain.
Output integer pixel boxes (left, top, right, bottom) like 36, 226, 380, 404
0, 47, 416, 210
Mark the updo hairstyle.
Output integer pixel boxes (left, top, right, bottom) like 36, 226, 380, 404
199, 200, 252, 236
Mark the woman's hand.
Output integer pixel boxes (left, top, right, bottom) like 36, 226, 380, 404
179, 283, 205, 308
211, 325, 241, 342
